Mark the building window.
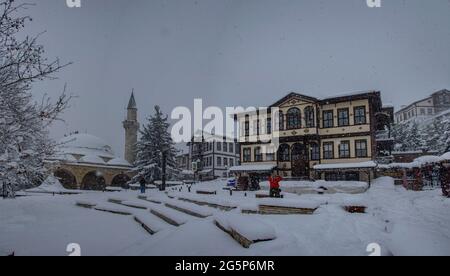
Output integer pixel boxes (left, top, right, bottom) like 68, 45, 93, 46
428, 108, 433, 115
243, 148, 251, 162
339, 141, 351, 158
323, 110, 334, 128
224, 158, 228, 167
217, 142, 222, 151
279, 111, 285, 131
244, 116, 250, 137
266, 118, 272, 134
230, 159, 234, 167
287, 108, 301, 129
266, 152, 275, 161
354, 106, 366, 125
278, 144, 290, 162
338, 108, 350, 127
323, 142, 334, 159
229, 143, 234, 153
254, 147, 263, 162
217, 157, 222, 167
311, 143, 320, 160
305, 106, 315, 128
223, 142, 228, 152
420, 108, 425, 115
254, 120, 260, 135
355, 140, 368, 158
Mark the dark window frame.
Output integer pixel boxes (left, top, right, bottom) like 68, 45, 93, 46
311, 143, 320, 161
287, 108, 301, 130
354, 106, 367, 125
254, 147, 263, 162
355, 140, 368, 158
278, 144, 290, 162
243, 148, 252, 162
323, 110, 334, 128
338, 108, 350, 127
323, 142, 334, 159
339, 141, 351, 158
305, 106, 315, 128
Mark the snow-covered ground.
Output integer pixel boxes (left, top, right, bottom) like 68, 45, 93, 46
1, 177, 449, 256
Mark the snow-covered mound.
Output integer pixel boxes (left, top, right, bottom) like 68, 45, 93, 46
26, 175, 78, 194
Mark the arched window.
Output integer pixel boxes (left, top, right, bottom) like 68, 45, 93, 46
287, 108, 301, 129
305, 106, 315, 128
278, 144, 290, 162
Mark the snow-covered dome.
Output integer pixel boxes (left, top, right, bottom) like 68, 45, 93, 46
107, 157, 131, 167
58, 133, 115, 159
50, 153, 78, 163
79, 154, 106, 165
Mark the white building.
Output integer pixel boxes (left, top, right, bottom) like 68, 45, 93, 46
395, 89, 450, 123
187, 132, 240, 179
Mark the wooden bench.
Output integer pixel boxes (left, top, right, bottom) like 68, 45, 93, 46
259, 205, 317, 215
196, 190, 217, 195
343, 205, 367, 214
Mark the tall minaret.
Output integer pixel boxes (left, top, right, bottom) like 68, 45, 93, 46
123, 91, 139, 165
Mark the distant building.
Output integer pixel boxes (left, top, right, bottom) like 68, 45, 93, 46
187, 132, 240, 179
45, 93, 138, 190
395, 89, 450, 123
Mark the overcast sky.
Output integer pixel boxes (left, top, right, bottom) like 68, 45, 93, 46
22, 0, 450, 157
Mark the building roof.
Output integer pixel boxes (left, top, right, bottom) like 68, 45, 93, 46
314, 161, 377, 171
229, 164, 277, 173
127, 91, 137, 109
58, 133, 115, 159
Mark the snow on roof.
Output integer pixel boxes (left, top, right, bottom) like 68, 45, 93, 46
314, 161, 377, 170
441, 152, 450, 161
229, 164, 277, 173
48, 153, 78, 163
107, 158, 131, 167
58, 133, 115, 159
79, 154, 106, 165
413, 155, 442, 165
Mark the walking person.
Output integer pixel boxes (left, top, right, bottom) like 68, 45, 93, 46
139, 178, 146, 194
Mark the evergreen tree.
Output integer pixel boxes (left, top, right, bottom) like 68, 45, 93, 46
0, 1, 71, 198
132, 106, 178, 183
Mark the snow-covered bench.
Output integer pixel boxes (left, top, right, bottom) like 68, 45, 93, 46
137, 195, 162, 204
133, 214, 167, 235
258, 198, 320, 215
214, 214, 276, 248
75, 200, 97, 209
93, 203, 133, 216
149, 205, 189, 226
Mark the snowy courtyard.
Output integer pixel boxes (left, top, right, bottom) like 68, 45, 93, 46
1, 177, 449, 256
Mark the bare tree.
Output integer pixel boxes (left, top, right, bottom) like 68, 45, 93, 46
0, 0, 72, 197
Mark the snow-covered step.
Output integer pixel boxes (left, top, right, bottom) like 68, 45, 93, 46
93, 203, 134, 216
133, 214, 168, 235
148, 205, 189, 227
172, 193, 238, 211
214, 213, 276, 248
164, 199, 214, 218
137, 195, 162, 204
75, 200, 98, 209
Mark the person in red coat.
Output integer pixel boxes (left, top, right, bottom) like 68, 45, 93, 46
269, 174, 283, 198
